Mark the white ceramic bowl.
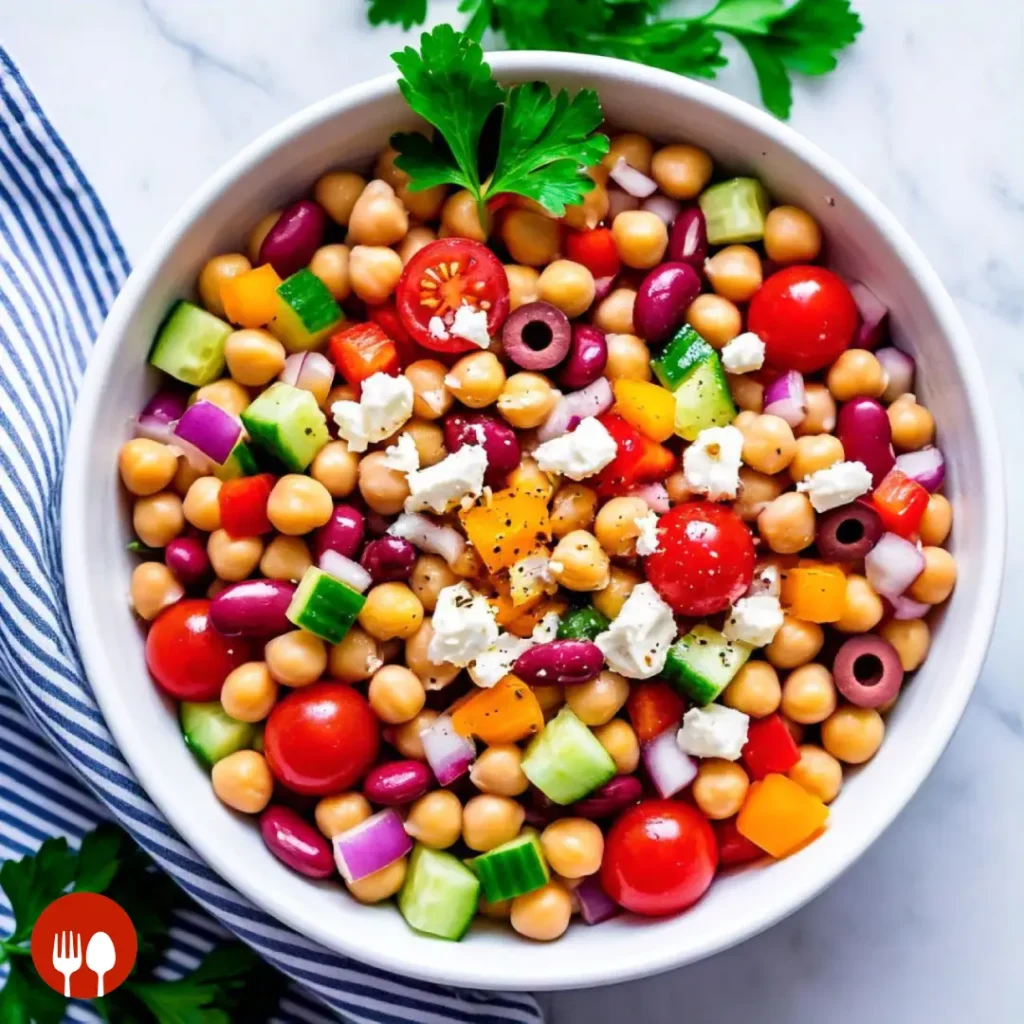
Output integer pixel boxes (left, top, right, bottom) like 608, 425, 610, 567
63, 53, 1004, 991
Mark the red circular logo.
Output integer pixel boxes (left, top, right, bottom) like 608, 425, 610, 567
30, 892, 137, 999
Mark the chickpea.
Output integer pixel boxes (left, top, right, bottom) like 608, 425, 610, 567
723, 661, 781, 718
349, 245, 403, 305
505, 264, 540, 311
327, 383, 357, 407
409, 554, 457, 613
391, 709, 439, 760
592, 496, 646, 558
531, 685, 564, 719
821, 705, 884, 764
130, 561, 184, 620
192, 379, 250, 418
435, 188, 487, 241
358, 451, 411, 515
835, 574, 884, 633
388, 418, 446, 468
211, 750, 273, 814
445, 352, 506, 408
781, 663, 837, 724
306, 442, 357, 500
198, 253, 251, 317
685, 294, 742, 349
612, 211, 668, 269
797, 383, 837, 436
593, 719, 640, 774
537, 260, 596, 319
500, 208, 559, 266
607, 336, 653, 387
246, 211, 280, 264
765, 615, 824, 669
757, 492, 816, 554
183, 476, 222, 531
511, 882, 572, 941
692, 759, 750, 820
218, 663, 276, 723
733, 468, 786, 523
314, 170, 366, 226
563, 165, 610, 231
172, 458, 203, 497
789, 744, 843, 803
452, 544, 483, 580
405, 619, 460, 689
919, 494, 952, 546
498, 372, 558, 430
650, 144, 713, 199
728, 373, 764, 413
375, 145, 447, 222
789, 434, 844, 482
593, 291, 638, 337
368, 664, 426, 724
733, 409, 758, 432
764, 206, 822, 264
879, 617, 931, 672
324, 626, 380, 685
347, 180, 408, 247
118, 439, 178, 497
740, 414, 796, 475
479, 896, 513, 920
888, 394, 935, 451
307, 243, 351, 301
207, 529, 264, 582
348, 856, 408, 904
550, 530, 610, 592
462, 795, 525, 852
133, 491, 184, 548
705, 245, 763, 304
265, 630, 327, 687
825, 349, 886, 402
222, 328, 285, 388
470, 744, 529, 797
550, 483, 598, 539
541, 818, 604, 878
403, 360, 453, 422
603, 132, 654, 174
255, 537, 308, 585
565, 670, 629, 727
405, 791, 463, 849
312, 792, 372, 840
265, 475, 333, 537
666, 470, 693, 505
593, 566, 642, 621
358, 583, 423, 643
909, 546, 957, 604
397, 226, 437, 265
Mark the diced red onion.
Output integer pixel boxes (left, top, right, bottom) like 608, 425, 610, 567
388, 513, 465, 567
609, 157, 658, 198
643, 729, 697, 799
593, 275, 617, 303
763, 370, 807, 428
319, 549, 372, 593
172, 400, 242, 466
849, 281, 888, 350
747, 563, 781, 598
421, 716, 475, 786
641, 194, 681, 226
865, 532, 925, 601
140, 390, 188, 425
332, 809, 412, 883
895, 446, 945, 493
891, 594, 931, 620
628, 481, 670, 513
280, 351, 335, 401
574, 875, 620, 925
607, 187, 640, 220
876, 347, 915, 403
536, 377, 613, 442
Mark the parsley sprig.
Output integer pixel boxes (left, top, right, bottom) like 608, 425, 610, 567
390, 24, 609, 218
368, 0, 863, 120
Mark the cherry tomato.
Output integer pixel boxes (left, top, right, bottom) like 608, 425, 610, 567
264, 682, 380, 795
396, 238, 510, 354
645, 502, 755, 616
601, 800, 718, 916
748, 266, 858, 374
145, 599, 250, 701
564, 228, 621, 280
714, 818, 764, 866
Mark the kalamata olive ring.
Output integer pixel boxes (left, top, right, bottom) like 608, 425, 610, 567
815, 502, 884, 561
832, 635, 905, 708
501, 301, 572, 370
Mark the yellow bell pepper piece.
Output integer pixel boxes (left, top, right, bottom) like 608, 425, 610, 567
451, 676, 544, 744
505, 598, 569, 638
780, 564, 847, 623
509, 547, 558, 607
221, 264, 282, 328
612, 379, 676, 442
462, 487, 551, 574
736, 773, 829, 858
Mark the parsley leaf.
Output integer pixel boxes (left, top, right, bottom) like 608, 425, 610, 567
0, 960, 65, 1024
457, 0, 493, 42
366, 0, 428, 30
0, 837, 75, 943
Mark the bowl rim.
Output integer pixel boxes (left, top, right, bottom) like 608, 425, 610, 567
63, 50, 1005, 991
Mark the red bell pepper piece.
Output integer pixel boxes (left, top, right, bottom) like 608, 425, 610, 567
564, 227, 621, 280
219, 473, 275, 539
593, 414, 675, 497
714, 817, 764, 866
329, 322, 400, 388
627, 681, 686, 743
871, 468, 928, 538
741, 714, 800, 780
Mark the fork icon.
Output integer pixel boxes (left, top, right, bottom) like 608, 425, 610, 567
52, 930, 82, 996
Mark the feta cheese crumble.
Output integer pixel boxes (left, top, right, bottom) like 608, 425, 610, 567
796, 460, 873, 512
683, 425, 744, 501
534, 417, 618, 481
331, 372, 414, 453
428, 316, 450, 341
405, 444, 488, 514
635, 509, 661, 556
721, 331, 766, 374
677, 705, 750, 761
450, 304, 491, 349
382, 432, 420, 475
595, 582, 677, 679
531, 611, 562, 644
723, 594, 784, 647
428, 583, 499, 667
469, 632, 534, 688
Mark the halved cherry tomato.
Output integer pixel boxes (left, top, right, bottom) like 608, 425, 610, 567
218, 473, 275, 538
714, 817, 764, 866
564, 227, 621, 279
396, 238, 510, 353
146, 599, 250, 701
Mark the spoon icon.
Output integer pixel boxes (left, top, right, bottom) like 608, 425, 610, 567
85, 931, 116, 997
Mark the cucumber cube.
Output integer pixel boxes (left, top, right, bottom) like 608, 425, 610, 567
241, 382, 329, 471
556, 606, 609, 643
399, 845, 481, 941
521, 707, 616, 805
286, 566, 365, 644
662, 624, 753, 705
672, 355, 737, 441
468, 832, 549, 903
214, 439, 260, 481
180, 702, 255, 768
699, 177, 770, 245
651, 324, 716, 391
149, 301, 232, 386
270, 268, 343, 351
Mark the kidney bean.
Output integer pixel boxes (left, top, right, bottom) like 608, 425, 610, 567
258, 200, 326, 278
572, 775, 643, 819
832, 635, 904, 708
559, 325, 608, 390
594, 275, 618, 303
513, 640, 604, 687
634, 262, 702, 345
667, 205, 708, 270
210, 579, 296, 636
313, 504, 366, 561
361, 536, 416, 583
362, 760, 432, 806
165, 535, 211, 587
444, 412, 520, 486
836, 397, 895, 487
815, 502, 883, 562
259, 806, 335, 879
502, 301, 572, 370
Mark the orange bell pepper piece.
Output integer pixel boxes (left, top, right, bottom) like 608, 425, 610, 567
736, 773, 829, 858
462, 487, 550, 574
505, 598, 569, 638
780, 564, 847, 623
612, 379, 676, 442
451, 676, 544, 744
221, 264, 282, 328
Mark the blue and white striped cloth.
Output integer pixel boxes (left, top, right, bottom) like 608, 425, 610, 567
0, 48, 542, 1024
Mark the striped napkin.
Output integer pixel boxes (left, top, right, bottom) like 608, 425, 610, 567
0, 48, 541, 1024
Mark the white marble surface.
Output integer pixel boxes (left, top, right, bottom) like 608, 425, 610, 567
5, 0, 1023, 1020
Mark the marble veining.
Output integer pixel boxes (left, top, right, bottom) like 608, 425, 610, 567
3, 0, 1021, 1020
